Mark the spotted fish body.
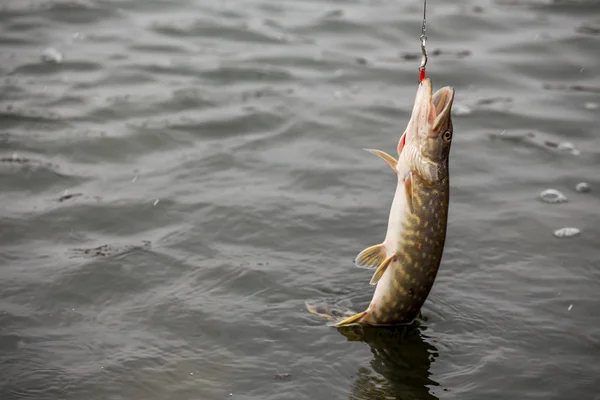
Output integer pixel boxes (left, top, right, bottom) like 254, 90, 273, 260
334, 78, 455, 327
360, 171, 449, 325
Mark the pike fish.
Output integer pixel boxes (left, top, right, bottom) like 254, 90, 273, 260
335, 78, 455, 327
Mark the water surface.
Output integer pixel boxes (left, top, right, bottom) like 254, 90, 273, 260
1, 0, 600, 399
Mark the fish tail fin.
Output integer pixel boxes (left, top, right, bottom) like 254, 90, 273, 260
334, 311, 368, 327
305, 300, 355, 321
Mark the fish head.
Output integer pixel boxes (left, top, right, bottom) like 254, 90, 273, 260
401, 78, 455, 183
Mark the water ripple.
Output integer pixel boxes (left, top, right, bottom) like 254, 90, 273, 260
2, 0, 600, 399
12, 60, 102, 75
150, 19, 289, 44
0, 349, 74, 400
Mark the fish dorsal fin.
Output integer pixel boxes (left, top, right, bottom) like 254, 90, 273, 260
363, 149, 397, 172
404, 172, 414, 214
355, 244, 386, 269
369, 255, 395, 286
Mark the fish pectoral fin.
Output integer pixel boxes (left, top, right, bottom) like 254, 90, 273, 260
355, 244, 386, 269
404, 172, 414, 214
369, 255, 395, 286
363, 149, 398, 172
334, 311, 367, 327
397, 131, 407, 154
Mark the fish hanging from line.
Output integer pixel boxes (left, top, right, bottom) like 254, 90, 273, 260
308, 77, 455, 327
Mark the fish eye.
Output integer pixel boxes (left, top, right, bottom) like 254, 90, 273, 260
442, 130, 452, 142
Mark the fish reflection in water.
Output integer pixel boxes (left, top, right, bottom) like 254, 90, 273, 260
337, 323, 440, 400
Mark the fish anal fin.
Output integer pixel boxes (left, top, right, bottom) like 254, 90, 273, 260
355, 244, 386, 269
369, 254, 395, 286
363, 149, 398, 172
404, 172, 414, 214
334, 311, 367, 327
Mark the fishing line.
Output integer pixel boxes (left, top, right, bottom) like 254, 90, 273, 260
418, 0, 428, 82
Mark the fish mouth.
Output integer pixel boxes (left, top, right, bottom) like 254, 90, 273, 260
404, 79, 455, 183
432, 86, 454, 134
410, 78, 434, 134
410, 79, 454, 138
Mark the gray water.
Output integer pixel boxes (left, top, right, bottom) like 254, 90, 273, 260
1, 0, 600, 399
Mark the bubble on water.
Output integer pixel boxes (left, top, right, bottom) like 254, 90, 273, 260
556, 142, 574, 151
41, 48, 63, 63
539, 189, 568, 204
575, 182, 591, 193
553, 227, 580, 238
556, 141, 580, 155
274, 372, 292, 380
584, 102, 598, 110
453, 104, 472, 116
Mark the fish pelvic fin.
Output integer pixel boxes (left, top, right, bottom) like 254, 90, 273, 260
355, 243, 386, 269
369, 254, 395, 286
334, 311, 367, 327
364, 149, 397, 172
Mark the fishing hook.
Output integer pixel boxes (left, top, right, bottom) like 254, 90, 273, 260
419, 0, 428, 81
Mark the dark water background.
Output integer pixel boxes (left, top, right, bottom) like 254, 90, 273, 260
1, 0, 600, 399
